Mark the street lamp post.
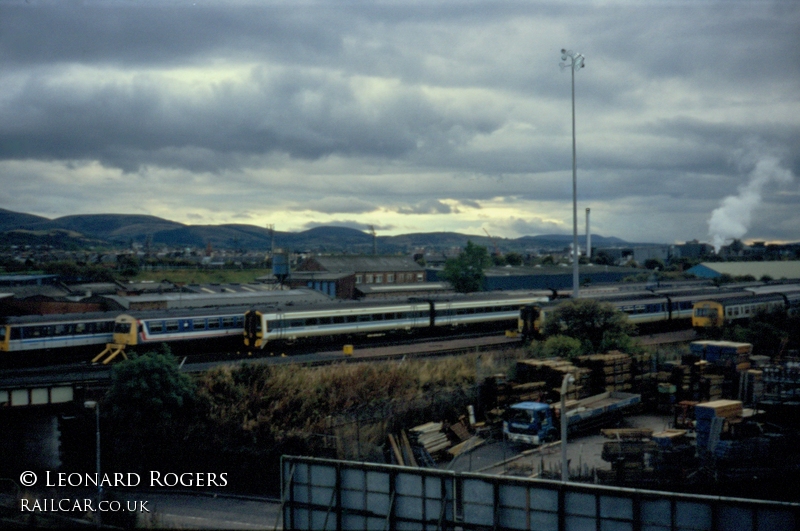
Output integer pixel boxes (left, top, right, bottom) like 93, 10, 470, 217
84, 401, 101, 527
560, 49, 585, 298
560, 373, 575, 482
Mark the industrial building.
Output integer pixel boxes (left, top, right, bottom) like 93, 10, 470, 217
687, 261, 800, 280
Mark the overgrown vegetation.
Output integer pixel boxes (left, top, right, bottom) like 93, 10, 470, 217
100, 351, 516, 494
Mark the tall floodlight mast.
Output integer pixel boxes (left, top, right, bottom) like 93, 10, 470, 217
560, 49, 585, 298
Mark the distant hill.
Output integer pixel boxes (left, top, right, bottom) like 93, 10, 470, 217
0, 208, 51, 232
0, 209, 634, 252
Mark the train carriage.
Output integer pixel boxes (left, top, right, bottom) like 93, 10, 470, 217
244, 291, 551, 349
692, 292, 800, 328
0, 312, 116, 353
432, 293, 549, 328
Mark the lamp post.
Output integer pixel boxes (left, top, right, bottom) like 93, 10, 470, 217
84, 400, 101, 527
560, 49, 585, 298
560, 373, 575, 482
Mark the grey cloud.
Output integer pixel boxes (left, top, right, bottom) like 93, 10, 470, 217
290, 197, 379, 215
396, 199, 455, 215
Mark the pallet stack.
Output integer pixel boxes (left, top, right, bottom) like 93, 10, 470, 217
597, 428, 656, 486
630, 351, 657, 400
515, 359, 591, 400
575, 351, 633, 395
694, 399, 743, 454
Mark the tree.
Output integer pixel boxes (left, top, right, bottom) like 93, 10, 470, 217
542, 299, 636, 355
644, 258, 665, 270
540, 335, 583, 360
504, 252, 524, 266
592, 251, 615, 266
441, 241, 491, 293
104, 347, 198, 472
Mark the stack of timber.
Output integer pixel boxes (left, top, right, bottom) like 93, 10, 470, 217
630, 351, 657, 401
575, 351, 633, 394
597, 428, 656, 486
389, 421, 455, 467
694, 399, 743, 454
482, 374, 547, 412
515, 358, 591, 400
651, 429, 696, 482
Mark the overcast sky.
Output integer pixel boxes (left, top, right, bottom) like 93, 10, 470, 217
1, 0, 798, 246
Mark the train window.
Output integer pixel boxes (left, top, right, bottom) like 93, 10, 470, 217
305, 318, 318, 326
10, 327, 21, 340
345, 315, 357, 323
289, 319, 304, 328
76, 323, 86, 333
266, 320, 282, 330
234, 317, 243, 326
222, 317, 236, 328
207, 319, 220, 329
149, 322, 164, 333
115, 322, 132, 334
358, 314, 372, 322
54, 324, 68, 336
318, 317, 332, 325
165, 321, 179, 332
193, 320, 206, 330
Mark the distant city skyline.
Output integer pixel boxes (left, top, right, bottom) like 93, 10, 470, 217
1, 1, 798, 246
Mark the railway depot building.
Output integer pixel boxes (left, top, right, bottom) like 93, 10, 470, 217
292, 255, 428, 299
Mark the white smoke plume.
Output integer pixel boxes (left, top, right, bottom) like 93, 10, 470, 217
708, 156, 793, 252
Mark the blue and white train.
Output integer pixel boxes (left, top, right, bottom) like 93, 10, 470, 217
243, 292, 552, 349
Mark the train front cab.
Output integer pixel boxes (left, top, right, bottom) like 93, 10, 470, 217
243, 310, 263, 349
519, 304, 543, 340
93, 314, 138, 364
692, 300, 723, 328
0, 324, 9, 352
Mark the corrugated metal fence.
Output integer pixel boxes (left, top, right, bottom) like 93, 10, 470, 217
280, 456, 799, 531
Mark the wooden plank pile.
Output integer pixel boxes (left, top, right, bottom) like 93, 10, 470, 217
575, 351, 633, 394
694, 399, 743, 452
515, 358, 591, 400
598, 428, 656, 485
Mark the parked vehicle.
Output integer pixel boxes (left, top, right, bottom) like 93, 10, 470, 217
503, 391, 641, 446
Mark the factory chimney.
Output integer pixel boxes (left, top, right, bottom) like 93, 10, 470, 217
585, 208, 591, 259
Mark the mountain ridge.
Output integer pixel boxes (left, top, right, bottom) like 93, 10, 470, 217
0, 208, 638, 253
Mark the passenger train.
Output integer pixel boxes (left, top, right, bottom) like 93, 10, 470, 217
692, 291, 800, 328
242, 292, 552, 350
0, 312, 116, 353
518, 286, 774, 340
4, 282, 799, 365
